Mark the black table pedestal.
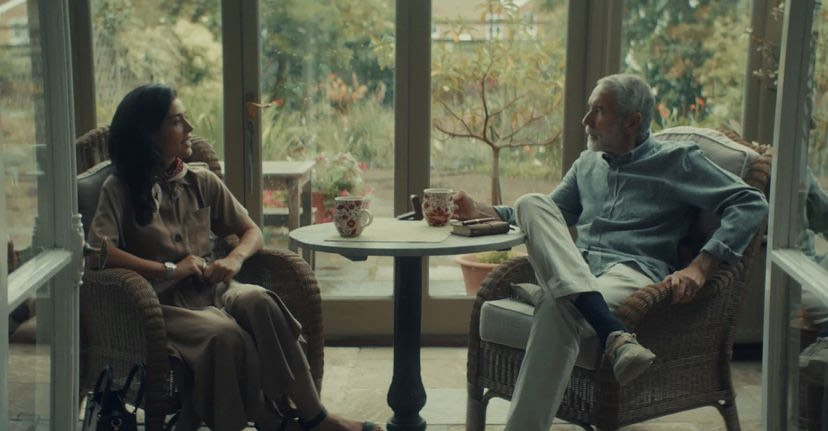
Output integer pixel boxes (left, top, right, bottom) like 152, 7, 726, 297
386, 256, 427, 431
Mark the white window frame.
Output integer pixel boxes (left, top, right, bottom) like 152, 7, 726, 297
763, 0, 828, 429
1, 0, 82, 428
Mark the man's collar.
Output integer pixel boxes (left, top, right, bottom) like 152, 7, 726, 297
601, 133, 652, 165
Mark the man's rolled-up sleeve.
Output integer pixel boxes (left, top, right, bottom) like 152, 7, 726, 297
679, 148, 769, 263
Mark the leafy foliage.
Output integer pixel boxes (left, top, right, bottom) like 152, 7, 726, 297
431, 0, 567, 204
622, 0, 750, 130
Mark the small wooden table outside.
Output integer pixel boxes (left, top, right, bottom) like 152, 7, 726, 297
262, 160, 315, 263
289, 218, 525, 431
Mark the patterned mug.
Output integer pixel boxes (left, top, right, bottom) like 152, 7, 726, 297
333, 196, 373, 237
422, 188, 455, 226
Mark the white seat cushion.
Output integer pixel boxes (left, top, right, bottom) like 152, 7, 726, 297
479, 297, 603, 370
654, 126, 759, 178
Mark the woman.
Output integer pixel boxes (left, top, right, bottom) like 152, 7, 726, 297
87, 84, 380, 431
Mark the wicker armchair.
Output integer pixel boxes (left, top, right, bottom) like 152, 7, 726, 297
76, 126, 324, 431
466, 129, 771, 431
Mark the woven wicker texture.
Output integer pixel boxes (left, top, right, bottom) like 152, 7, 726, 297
76, 126, 324, 431
466, 129, 771, 431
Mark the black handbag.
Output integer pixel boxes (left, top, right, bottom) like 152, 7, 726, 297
82, 363, 146, 431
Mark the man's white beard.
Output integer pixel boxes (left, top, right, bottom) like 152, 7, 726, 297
587, 136, 605, 152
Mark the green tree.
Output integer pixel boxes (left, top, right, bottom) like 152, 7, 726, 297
622, 0, 750, 128
431, 0, 566, 205
259, 0, 394, 109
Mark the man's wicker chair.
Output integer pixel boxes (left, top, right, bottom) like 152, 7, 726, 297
466, 128, 771, 431
76, 126, 324, 431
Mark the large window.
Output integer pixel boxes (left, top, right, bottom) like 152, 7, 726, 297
258, 0, 396, 298
2, 0, 44, 269
1, 4, 53, 428
765, 1, 828, 428
90, 0, 224, 151
429, 0, 567, 297
2, 0, 80, 428
790, 2, 828, 429
621, 0, 752, 130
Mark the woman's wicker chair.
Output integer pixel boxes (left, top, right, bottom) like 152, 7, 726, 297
76, 126, 324, 431
466, 128, 771, 431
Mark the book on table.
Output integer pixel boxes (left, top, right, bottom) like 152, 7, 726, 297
450, 217, 510, 237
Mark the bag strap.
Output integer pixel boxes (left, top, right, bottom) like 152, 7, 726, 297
119, 363, 147, 412
92, 364, 114, 397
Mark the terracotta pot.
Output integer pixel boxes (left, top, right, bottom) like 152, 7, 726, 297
455, 253, 500, 296
311, 191, 334, 223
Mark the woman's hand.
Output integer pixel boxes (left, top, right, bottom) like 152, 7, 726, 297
174, 255, 209, 280
204, 253, 243, 284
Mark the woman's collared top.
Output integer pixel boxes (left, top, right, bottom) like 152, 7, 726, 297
87, 163, 250, 266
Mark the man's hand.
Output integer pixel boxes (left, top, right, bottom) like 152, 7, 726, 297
664, 266, 707, 303
204, 253, 244, 284
452, 190, 499, 221
663, 252, 719, 303
452, 190, 477, 220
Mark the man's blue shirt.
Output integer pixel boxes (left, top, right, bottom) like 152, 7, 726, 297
494, 135, 769, 282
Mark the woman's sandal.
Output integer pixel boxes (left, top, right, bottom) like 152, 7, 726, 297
297, 407, 379, 431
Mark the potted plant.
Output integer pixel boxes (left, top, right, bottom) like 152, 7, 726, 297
456, 250, 525, 296
312, 152, 372, 223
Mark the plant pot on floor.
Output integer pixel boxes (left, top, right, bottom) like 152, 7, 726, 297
456, 251, 526, 296
456, 253, 500, 296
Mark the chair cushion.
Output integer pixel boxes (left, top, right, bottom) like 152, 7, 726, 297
77, 160, 114, 236
654, 126, 759, 179
480, 296, 603, 370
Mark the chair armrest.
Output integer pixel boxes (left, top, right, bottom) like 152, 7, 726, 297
79, 268, 171, 429
236, 248, 325, 392
612, 261, 744, 362
614, 262, 742, 329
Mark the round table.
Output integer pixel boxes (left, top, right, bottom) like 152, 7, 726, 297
289, 218, 525, 431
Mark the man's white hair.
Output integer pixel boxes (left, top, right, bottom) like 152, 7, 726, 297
595, 74, 655, 140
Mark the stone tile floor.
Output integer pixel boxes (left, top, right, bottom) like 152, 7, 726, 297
7, 344, 763, 430
312, 347, 762, 431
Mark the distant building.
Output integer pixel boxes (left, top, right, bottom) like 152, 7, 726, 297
0, 0, 29, 47
432, 0, 553, 42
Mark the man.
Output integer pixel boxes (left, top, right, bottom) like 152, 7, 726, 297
452, 74, 768, 430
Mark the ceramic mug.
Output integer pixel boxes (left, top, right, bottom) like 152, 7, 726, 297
333, 196, 373, 237
422, 188, 455, 226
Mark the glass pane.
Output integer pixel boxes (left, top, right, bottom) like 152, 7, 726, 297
430, 0, 566, 297
793, 7, 828, 428
1, 0, 46, 269
8, 288, 51, 430
793, 276, 828, 429
259, 0, 396, 298
621, 0, 751, 131
90, 0, 224, 157
801, 3, 828, 270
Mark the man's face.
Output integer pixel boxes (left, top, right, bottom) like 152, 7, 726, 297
582, 87, 627, 154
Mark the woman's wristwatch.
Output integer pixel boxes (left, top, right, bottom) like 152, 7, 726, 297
163, 261, 177, 280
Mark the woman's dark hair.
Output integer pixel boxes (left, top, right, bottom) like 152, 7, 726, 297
108, 84, 177, 225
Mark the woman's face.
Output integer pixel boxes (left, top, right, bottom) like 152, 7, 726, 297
154, 98, 194, 165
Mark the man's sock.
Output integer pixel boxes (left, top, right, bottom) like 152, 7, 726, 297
573, 291, 626, 348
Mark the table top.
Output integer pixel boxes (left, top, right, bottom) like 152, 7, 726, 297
219, 160, 315, 177
289, 217, 525, 257
262, 160, 315, 177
